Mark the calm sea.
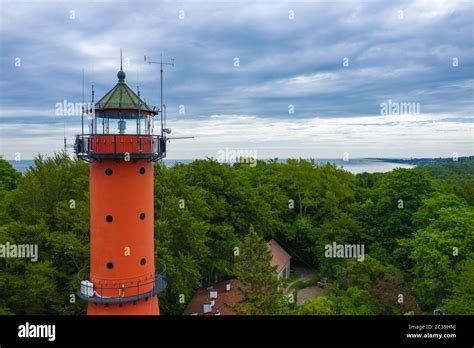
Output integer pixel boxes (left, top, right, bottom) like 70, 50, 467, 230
8, 159, 414, 175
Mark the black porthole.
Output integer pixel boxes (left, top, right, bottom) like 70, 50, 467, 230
106, 215, 113, 223
140, 213, 146, 220
140, 258, 146, 265
139, 167, 146, 175
105, 168, 113, 176
106, 262, 114, 269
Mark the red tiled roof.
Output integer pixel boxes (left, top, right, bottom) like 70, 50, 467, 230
267, 239, 291, 273
183, 279, 242, 315
183, 241, 291, 315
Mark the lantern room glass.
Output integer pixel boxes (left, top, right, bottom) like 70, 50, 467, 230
89, 110, 156, 136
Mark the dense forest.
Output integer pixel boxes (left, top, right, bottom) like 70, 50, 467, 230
0, 154, 472, 315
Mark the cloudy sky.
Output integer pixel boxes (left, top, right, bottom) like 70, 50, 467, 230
0, 0, 473, 160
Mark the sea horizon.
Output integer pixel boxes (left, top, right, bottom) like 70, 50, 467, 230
7, 157, 416, 175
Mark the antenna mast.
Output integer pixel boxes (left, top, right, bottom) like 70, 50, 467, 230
147, 54, 174, 137
90, 84, 95, 133
81, 69, 85, 137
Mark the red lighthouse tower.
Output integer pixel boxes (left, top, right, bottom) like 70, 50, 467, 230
75, 65, 167, 315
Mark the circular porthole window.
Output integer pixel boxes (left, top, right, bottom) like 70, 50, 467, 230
140, 258, 146, 265
139, 167, 146, 175
140, 213, 146, 220
105, 168, 113, 176
106, 215, 113, 222
106, 262, 114, 269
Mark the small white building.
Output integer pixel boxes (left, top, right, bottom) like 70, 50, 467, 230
267, 239, 291, 279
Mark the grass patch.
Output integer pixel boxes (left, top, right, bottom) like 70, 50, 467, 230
287, 273, 298, 283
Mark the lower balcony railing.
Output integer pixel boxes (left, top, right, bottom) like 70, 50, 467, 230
76, 260, 167, 304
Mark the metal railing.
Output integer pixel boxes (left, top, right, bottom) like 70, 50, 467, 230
76, 260, 167, 304
75, 134, 166, 161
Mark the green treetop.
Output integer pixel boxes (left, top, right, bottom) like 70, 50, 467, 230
231, 225, 290, 315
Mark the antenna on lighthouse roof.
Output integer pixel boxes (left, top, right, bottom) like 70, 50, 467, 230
147, 54, 174, 138
120, 48, 123, 71
146, 54, 194, 154
81, 69, 84, 138
90, 83, 95, 134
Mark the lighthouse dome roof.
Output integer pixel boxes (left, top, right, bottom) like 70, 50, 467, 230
94, 70, 157, 119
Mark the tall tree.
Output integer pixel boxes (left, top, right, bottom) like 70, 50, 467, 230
360, 169, 432, 251
231, 225, 290, 315
0, 157, 21, 191
407, 206, 474, 311
369, 272, 421, 315
442, 258, 474, 315
299, 296, 336, 315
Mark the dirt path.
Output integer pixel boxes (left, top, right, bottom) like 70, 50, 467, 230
296, 285, 327, 305
284, 266, 328, 305
284, 266, 317, 293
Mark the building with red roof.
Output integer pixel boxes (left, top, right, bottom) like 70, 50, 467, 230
267, 239, 291, 279
183, 279, 242, 315
183, 239, 291, 315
